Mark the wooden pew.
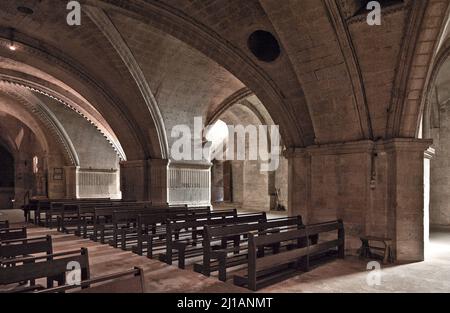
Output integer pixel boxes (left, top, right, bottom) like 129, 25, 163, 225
35, 200, 51, 226
75, 202, 131, 238
112, 206, 211, 249
0, 248, 90, 292
195, 216, 304, 280
49, 199, 135, 229
22, 199, 38, 223
109, 207, 175, 247
0, 220, 9, 229
59, 201, 151, 234
35, 267, 145, 293
91, 205, 167, 243
130, 209, 237, 258
233, 220, 345, 290
163, 212, 268, 268
0, 236, 53, 260
0, 227, 27, 242
35, 198, 116, 226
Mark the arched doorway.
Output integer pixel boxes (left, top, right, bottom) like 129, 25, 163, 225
206, 96, 288, 215
0, 144, 15, 209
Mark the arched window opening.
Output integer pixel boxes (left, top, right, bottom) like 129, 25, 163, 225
32, 156, 39, 174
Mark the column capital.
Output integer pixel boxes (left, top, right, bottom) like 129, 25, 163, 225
285, 139, 433, 159
120, 160, 146, 168
148, 158, 169, 167
169, 160, 212, 170
285, 140, 375, 158
378, 138, 433, 153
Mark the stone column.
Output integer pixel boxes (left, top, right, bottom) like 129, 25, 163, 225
383, 139, 432, 262
285, 149, 311, 222
64, 165, 79, 199
286, 141, 373, 252
148, 159, 168, 205
120, 160, 147, 201
286, 139, 432, 261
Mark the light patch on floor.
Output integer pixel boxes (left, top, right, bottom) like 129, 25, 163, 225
260, 230, 450, 293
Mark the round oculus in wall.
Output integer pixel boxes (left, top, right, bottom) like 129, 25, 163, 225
247, 30, 281, 63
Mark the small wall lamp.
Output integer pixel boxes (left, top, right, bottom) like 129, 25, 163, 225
8, 28, 16, 51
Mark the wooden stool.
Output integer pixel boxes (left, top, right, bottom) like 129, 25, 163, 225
359, 236, 394, 264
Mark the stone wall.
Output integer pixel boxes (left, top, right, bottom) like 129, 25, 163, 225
43, 96, 120, 170
288, 139, 431, 262
429, 105, 450, 226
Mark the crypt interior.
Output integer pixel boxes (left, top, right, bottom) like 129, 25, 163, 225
1, 0, 450, 293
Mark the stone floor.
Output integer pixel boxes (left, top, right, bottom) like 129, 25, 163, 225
262, 228, 450, 293
3, 209, 450, 293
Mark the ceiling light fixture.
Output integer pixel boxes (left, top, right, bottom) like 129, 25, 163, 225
8, 28, 16, 51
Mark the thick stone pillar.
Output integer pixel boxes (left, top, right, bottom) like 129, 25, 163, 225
286, 139, 431, 262
120, 160, 147, 201
285, 150, 311, 222
64, 166, 79, 199
148, 159, 168, 205
383, 139, 432, 262
286, 141, 373, 252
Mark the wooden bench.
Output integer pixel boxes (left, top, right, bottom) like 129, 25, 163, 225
51, 200, 143, 230
0, 220, 9, 229
130, 209, 237, 258
35, 267, 145, 293
60, 201, 153, 234
195, 216, 304, 281
0, 227, 27, 242
233, 220, 345, 290
0, 248, 90, 292
359, 236, 393, 264
164, 212, 268, 268
90, 205, 155, 243
119, 207, 226, 253
1, 235, 53, 260
74, 202, 126, 238
35, 198, 118, 226
108, 206, 195, 248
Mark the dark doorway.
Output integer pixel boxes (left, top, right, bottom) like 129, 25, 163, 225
0, 145, 15, 209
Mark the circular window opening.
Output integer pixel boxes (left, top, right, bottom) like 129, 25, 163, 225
17, 6, 34, 15
248, 30, 281, 63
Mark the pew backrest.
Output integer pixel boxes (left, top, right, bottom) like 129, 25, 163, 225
0, 248, 90, 288
0, 227, 27, 242
168, 212, 266, 234
0, 220, 9, 229
242, 219, 344, 290
0, 235, 53, 259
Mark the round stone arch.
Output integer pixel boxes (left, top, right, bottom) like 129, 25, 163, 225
0, 37, 162, 162
83, 0, 314, 149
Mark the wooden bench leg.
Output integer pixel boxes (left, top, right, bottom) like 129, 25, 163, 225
178, 246, 186, 269
147, 238, 154, 259
233, 236, 240, 255
121, 230, 127, 251
218, 254, 227, 282
101, 228, 105, 244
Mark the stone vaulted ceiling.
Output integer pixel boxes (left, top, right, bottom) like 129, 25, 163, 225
0, 0, 448, 163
